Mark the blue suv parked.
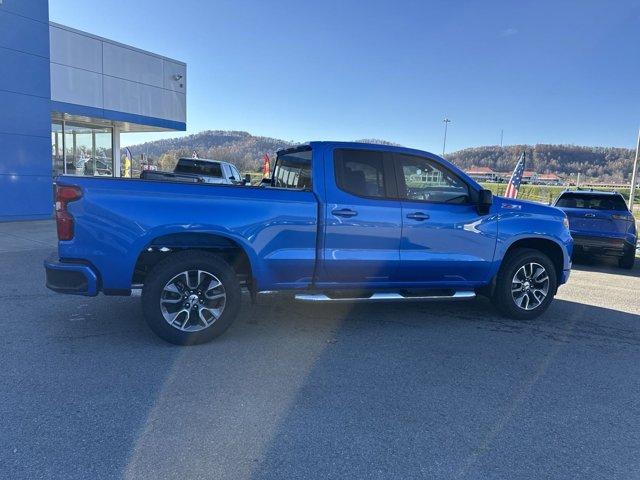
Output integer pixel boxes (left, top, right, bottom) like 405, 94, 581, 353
554, 190, 637, 269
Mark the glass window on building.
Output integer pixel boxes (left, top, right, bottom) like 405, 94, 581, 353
52, 122, 114, 177
52, 122, 64, 176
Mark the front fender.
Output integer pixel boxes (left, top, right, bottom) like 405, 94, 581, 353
491, 210, 573, 282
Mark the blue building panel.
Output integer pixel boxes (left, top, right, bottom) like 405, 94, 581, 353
0, 9, 50, 58
0, 171, 53, 220
0, 90, 52, 138
0, 133, 51, 175
0, 46, 51, 98
0, 0, 51, 222
0, 0, 50, 23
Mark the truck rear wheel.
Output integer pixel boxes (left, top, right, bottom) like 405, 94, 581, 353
492, 248, 558, 320
141, 250, 241, 345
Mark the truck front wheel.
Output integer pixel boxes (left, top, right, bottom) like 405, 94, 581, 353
492, 248, 558, 320
141, 251, 241, 345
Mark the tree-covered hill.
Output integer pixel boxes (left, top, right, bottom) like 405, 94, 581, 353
126, 131, 635, 181
445, 144, 635, 182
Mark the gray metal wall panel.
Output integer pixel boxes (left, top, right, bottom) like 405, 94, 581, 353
50, 63, 103, 108
49, 24, 186, 125
49, 24, 102, 72
102, 42, 164, 87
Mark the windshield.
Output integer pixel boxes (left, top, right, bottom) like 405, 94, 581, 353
175, 159, 223, 178
555, 193, 628, 211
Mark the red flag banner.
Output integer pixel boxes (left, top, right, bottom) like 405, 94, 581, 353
262, 154, 271, 178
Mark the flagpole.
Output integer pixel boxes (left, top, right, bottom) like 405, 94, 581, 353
442, 117, 451, 156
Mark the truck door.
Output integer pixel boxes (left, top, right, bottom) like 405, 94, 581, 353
317, 148, 402, 285
393, 153, 497, 284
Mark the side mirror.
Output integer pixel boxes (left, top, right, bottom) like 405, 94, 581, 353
477, 189, 493, 215
259, 177, 272, 187
244, 174, 252, 185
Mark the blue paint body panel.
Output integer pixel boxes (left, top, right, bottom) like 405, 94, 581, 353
48, 142, 573, 296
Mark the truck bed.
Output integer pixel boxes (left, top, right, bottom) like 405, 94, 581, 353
54, 176, 319, 292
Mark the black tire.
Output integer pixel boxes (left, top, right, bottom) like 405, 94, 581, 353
619, 250, 635, 270
492, 248, 558, 320
142, 250, 241, 345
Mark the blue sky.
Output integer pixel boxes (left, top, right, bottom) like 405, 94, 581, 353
50, 0, 640, 151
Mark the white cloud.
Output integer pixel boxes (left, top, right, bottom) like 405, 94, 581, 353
500, 28, 519, 37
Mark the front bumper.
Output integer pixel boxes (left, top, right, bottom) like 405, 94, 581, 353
44, 254, 99, 296
571, 235, 636, 257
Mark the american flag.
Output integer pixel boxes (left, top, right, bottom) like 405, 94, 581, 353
505, 152, 526, 198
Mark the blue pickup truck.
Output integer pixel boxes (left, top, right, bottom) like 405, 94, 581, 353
45, 142, 572, 345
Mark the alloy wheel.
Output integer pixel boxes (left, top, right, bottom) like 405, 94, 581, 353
160, 270, 226, 332
511, 262, 550, 311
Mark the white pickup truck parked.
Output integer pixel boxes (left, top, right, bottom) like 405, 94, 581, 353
141, 158, 249, 185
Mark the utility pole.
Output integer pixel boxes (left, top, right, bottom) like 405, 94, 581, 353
442, 117, 451, 156
630, 127, 640, 212
500, 129, 504, 147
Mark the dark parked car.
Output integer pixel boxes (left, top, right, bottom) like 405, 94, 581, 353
554, 190, 637, 269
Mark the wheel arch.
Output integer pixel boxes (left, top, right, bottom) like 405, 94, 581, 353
502, 236, 566, 285
132, 230, 258, 289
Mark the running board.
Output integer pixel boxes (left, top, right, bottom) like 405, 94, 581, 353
294, 291, 476, 303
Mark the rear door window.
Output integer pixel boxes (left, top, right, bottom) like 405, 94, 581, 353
334, 149, 386, 198
556, 193, 628, 211
273, 149, 312, 190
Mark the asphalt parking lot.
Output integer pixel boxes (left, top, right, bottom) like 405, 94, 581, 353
1, 221, 639, 479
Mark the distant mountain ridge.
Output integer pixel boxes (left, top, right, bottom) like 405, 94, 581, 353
126, 130, 635, 180
445, 144, 635, 181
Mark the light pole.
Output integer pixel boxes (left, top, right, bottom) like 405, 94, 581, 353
442, 117, 451, 156
630, 127, 640, 212
500, 129, 504, 147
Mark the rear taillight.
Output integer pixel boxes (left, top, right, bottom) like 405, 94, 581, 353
55, 185, 82, 241
611, 214, 633, 222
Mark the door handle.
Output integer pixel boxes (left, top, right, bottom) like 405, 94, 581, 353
406, 212, 430, 221
584, 213, 596, 218
332, 208, 358, 218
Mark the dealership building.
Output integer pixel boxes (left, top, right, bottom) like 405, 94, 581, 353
1, 0, 187, 221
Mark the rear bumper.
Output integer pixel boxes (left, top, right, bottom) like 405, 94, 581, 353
44, 254, 99, 296
572, 235, 636, 257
